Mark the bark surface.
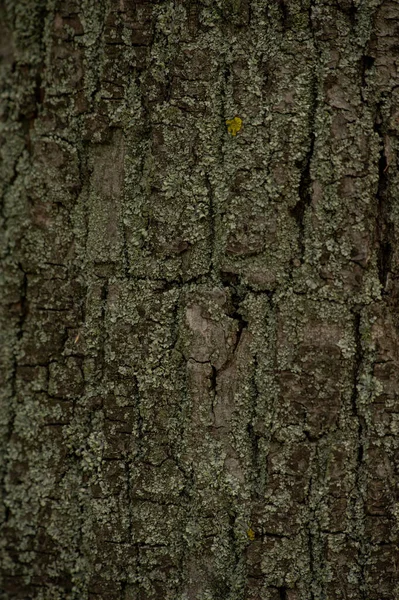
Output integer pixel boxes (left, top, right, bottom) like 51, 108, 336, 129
1, 1, 399, 599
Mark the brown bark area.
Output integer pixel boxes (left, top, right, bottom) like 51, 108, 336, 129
1, 1, 399, 599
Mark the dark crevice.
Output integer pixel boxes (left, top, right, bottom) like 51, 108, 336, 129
220, 271, 240, 287
100, 280, 108, 315
188, 357, 212, 365
204, 173, 216, 277
307, 532, 316, 600
168, 297, 180, 356
178, 467, 195, 502
135, 386, 144, 460
305, 475, 316, 600
231, 309, 248, 354
163, 72, 173, 104
121, 202, 131, 279
223, 273, 248, 333
261, 532, 290, 541
247, 421, 260, 495
378, 237, 393, 292
291, 131, 315, 251
220, 274, 265, 499
220, 271, 275, 299
250, 353, 266, 499
121, 580, 128, 600
124, 459, 133, 590
351, 312, 362, 419
210, 364, 217, 421
212, 285, 249, 381
351, 311, 366, 477
279, 587, 287, 600
373, 106, 392, 293
34, 71, 44, 108
225, 509, 242, 595
210, 365, 217, 392
290, 74, 317, 263
361, 54, 375, 90
121, 269, 211, 289
346, 1, 357, 29
350, 311, 367, 600
278, 0, 289, 31
16, 265, 28, 341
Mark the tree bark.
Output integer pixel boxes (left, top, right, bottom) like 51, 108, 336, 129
1, 0, 399, 598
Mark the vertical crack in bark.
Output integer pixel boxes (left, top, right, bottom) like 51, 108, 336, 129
290, 74, 317, 263
124, 457, 133, 593
125, 460, 133, 541
278, 586, 287, 600
16, 265, 28, 342
226, 508, 242, 596
360, 54, 375, 93
373, 105, 392, 293
351, 311, 367, 600
248, 353, 262, 499
306, 476, 316, 600
278, 0, 289, 32
210, 364, 217, 422
230, 282, 248, 354
351, 313, 363, 427
210, 364, 217, 392
346, 1, 358, 31
306, 439, 330, 600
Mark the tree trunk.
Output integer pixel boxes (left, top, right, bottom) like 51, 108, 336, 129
1, 1, 399, 598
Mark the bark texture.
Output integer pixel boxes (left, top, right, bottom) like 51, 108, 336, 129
1, 0, 399, 598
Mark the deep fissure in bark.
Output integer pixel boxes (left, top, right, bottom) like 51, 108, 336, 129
350, 310, 367, 600
290, 74, 318, 262
373, 104, 392, 293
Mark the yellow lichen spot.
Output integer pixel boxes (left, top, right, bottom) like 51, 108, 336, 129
247, 527, 255, 541
226, 116, 243, 136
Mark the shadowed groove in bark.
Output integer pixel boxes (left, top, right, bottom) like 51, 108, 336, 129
374, 104, 392, 293
250, 351, 266, 499
306, 476, 317, 600
290, 73, 318, 263
278, 0, 289, 32
99, 278, 109, 375
279, 586, 288, 600
351, 310, 367, 600
226, 508, 243, 597
360, 54, 375, 92
229, 284, 248, 354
